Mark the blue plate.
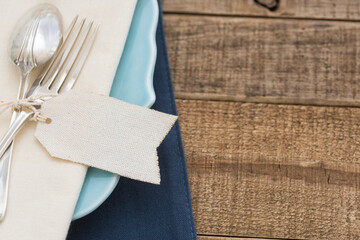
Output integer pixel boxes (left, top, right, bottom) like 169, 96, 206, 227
72, 0, 158, 220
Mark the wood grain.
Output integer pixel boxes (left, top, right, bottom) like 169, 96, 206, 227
165, 14, 360, 106
198, 236, 272, 240
177, 99, 360, 239
163, 0, 360, 20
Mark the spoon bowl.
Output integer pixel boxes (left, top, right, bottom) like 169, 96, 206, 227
9, 3, 63, 72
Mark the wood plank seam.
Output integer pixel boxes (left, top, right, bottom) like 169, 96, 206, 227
175, 93, 360, 108
162, 11, 360, 23
197, 233, 296, 239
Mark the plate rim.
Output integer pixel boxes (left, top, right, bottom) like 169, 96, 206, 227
72, 0, 159, 220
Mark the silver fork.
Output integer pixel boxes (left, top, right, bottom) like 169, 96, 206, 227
0, 16, 98, 219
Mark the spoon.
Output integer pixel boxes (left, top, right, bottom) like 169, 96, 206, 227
0, 3, 63, 220
9, 4, 63, 99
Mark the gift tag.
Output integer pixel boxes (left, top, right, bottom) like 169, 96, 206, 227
35, 90, 177, 184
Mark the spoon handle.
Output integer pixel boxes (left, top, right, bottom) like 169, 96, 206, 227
18, 71, 30, 99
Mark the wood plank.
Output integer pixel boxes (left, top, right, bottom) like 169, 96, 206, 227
198, 236, 273, 240
177, 99, 360, 239
165, 14, 360, 106
163, 0, 360, 21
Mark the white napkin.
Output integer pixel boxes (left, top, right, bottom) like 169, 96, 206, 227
0, 0, 137, 239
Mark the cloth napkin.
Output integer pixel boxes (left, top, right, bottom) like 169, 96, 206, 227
67, 2, 198, 239
0, 0, 137, 239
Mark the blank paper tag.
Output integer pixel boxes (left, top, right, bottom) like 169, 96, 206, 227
35, 90, 178, 184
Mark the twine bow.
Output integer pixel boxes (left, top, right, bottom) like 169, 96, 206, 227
0, 95, 55, 123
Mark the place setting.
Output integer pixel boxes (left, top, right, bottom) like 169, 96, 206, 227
0, 0, 197, 239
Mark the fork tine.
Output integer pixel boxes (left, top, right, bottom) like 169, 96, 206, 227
50, 20, 94, 93
60, 23, 98, 93
63, 15, 79, 41
39, 16, 84, 87
27, 16, 98, 98
31, 16, 79, 91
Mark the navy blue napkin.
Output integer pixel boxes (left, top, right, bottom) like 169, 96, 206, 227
66, 2, 197, 239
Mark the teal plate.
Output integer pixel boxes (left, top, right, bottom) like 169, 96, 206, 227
72, 0, 158, 220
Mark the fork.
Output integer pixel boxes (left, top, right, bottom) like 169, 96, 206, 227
0, 16, 98, 219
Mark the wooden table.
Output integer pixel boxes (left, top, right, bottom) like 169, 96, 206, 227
162, 1, 360, 239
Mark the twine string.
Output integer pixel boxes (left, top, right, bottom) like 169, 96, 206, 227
0, 94, 55, 123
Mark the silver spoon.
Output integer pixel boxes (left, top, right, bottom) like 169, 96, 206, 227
0, 3, 63, 220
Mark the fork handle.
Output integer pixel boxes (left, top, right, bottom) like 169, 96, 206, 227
0, 111, 32, 160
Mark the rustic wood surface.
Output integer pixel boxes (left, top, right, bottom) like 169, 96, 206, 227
162, 1, 360, 239
198, 236, 270, 240
164, 14, 360, 106
163, 0, 360, 20
177, 100, 360, 239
